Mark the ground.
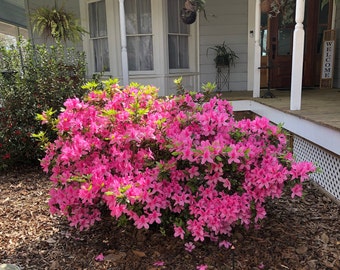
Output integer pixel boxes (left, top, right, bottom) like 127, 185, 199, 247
0, 167, 339, 270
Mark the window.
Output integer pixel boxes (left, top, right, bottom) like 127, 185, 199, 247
260, 13, 268, 56
168, 0, 189, 69
89, 0, 110, 72
125, 0, 153, 71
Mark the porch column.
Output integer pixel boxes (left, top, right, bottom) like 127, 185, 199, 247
253, 0, 261, 98
119, 0, 129, 86
290, 0, 305, 110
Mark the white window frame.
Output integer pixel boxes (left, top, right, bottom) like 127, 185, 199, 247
79, 0, 198, 82
167, 0, 197, 74
88, 0, 110, 73
125, 0, 154, 72
80, 0, 119, 77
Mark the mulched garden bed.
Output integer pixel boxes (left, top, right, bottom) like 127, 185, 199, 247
0, 167, 339, 270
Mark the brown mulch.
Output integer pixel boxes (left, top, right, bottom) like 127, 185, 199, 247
0, 167, 339, 270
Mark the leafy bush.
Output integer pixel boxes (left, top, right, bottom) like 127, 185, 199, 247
0, 39, 86, 170
38, 80, 315, 247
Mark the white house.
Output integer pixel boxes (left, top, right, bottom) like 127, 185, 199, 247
2, 1, 338, 95
19, 1, 339, 109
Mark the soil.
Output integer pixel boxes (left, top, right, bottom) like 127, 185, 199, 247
0, 167, 339, 270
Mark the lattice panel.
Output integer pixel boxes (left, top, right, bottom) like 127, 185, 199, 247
293, 136, 340, 200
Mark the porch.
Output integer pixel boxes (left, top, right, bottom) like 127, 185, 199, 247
222, 88, 340, 131
220, 88, 340, 202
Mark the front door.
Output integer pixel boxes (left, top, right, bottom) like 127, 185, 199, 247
268, 5, 295, 89
265, 0, 332, 89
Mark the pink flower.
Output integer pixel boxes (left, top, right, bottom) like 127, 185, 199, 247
153, 261, 165, 266
135, 215, 150, 229
148, 210, 162, 224
196, 264, 208, 270
228, 146, 241, 164
255, 204, 267, 222
291, 184, 303, 198
218, 240, 232, 249
184, 242, 196, 252
187, 166, 199, 178
174, 225, 185, 240
95, 253, 104, 261
187, 219, 205, 242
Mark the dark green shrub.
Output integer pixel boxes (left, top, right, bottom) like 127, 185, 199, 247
0, 39, 86, 170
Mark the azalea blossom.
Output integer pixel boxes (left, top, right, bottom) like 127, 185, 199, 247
95, 253, 104, 261
291, 184, 303, 198
218, 240, 232, 249
40, 81, 315, 248
153, 261, 165, 266
184, 242, 196, 252
174, 225, 185, 240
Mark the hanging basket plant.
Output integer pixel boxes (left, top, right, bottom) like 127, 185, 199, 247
180, 8, 197, 25
30, 5, 87, 42
261, 0, 296, 25
181, 0, 207, 24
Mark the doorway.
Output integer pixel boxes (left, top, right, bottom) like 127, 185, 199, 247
260, 0, 333, 89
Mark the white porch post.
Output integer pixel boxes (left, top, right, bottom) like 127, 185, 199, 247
119, 0, 129, 86
253, 0, 261, 98
290, 0, 305, 110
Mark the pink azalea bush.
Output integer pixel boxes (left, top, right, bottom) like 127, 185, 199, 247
38, 79, 315, 244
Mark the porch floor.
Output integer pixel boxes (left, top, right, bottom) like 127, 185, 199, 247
220, 88, 340, 132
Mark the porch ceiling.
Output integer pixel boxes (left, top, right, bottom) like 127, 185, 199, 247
0, 0, 27, 28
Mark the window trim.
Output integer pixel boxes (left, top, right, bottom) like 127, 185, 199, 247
125, 0, 155, 72
167, 0, 194, 72
80, 0, 198, 81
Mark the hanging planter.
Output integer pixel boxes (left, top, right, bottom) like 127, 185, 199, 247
185, 0, 198, 12
180, 8, 197, 24
30, 4, 87, 42
181, 0, 206, 24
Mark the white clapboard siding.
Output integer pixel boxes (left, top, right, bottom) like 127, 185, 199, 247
199, 0, 248, 91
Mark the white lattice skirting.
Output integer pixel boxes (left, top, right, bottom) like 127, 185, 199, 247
293, 136, 340, 200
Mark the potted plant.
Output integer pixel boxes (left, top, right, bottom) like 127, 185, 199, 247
207, 42, 238, 68
30, 4, 87, 42
181, 0, 207, 24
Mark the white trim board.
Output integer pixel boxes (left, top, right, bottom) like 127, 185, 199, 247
231, 100, 340, 156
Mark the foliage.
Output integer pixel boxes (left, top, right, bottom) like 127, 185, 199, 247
185, 0, 206, 12
262, 0, 321, 25
0, 39, 86, 170
181, 0, 207, 24
38, 80, 315, 248
207, 42, 238, 68
30, 5, 87, 42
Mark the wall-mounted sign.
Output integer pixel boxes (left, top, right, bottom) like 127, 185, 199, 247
320, 30, 336, 88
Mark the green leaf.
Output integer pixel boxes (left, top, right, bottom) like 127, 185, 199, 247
82, 81, 99, 91
216, 156, 223, 162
